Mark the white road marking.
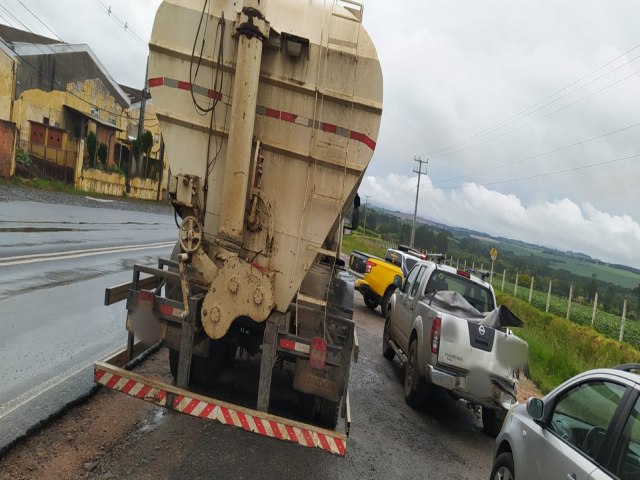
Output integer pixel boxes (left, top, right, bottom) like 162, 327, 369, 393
85, 196, 114, 203
0, 242, 175, 267
0, 345, 124, 421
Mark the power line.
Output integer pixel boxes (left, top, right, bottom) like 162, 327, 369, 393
425, 40, 640, 158
430, 120, 640, 186
89, 0, 147, 49
429, 67, 640, 160
14, 0, 63, 42
0, 3, 33, 33
426, 153, 640, 191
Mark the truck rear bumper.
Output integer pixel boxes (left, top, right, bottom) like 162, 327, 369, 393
95, 345, 349, 456
424, 365, 517, 411
354, 280, 376, 299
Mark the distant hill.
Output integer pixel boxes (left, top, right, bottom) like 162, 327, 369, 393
369, 202, 640, 289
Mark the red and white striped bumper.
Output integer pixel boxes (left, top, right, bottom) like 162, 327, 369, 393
94, 362, 348, 456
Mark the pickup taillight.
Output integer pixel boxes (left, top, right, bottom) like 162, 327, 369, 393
431, 316, 442, 354
365, 260, 376, 274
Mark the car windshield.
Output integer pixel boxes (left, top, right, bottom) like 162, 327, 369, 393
426, 270, 495, 312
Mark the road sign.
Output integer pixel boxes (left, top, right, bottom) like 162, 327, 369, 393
490, 248, 498, 261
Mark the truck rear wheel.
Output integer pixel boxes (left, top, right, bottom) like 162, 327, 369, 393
169, 342, 227, 388
299, 394, 340, 428
317, 397, 340, 428
404, 339, 422, 408
382, 315, 395, 360
363, 293, 379, 310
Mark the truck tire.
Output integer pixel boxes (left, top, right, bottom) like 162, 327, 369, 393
380, 287, 395, 318
404, 339, 422, 408
482, 407, 504, 437
317, 397, 340, 428
382, 314, 395, 360
363, 293, 379, 310
489, 452, 515, 480
169, 342, 226, 388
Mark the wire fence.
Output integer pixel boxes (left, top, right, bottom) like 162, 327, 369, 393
439, 255, 638, 350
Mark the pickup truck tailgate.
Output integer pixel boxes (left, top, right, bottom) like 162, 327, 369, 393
438, 317, 525, 381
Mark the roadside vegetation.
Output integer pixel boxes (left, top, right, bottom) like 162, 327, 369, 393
341, 230, 388, 259
497, 293, 640, 394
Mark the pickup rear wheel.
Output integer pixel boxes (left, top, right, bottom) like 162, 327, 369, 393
382, 314, 395, 360
404, 338, 422, 408
363, 293, 379, 310
380, 287, 395, 318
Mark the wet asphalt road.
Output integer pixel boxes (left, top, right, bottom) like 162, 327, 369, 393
0, 189, 176, 449
85, 295, 496, 480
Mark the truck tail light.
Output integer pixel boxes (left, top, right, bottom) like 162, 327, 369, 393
431, 316, 441, 354
309, 337, 327, 369
137, 289, 155, 310
365, 260, 376, 274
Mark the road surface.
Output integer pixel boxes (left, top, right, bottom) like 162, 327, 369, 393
0, 198, 175, 449
0, 294, 497, 479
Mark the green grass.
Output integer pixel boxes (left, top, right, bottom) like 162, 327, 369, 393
498, 293, 640, 394
474, 237, 640, 289
498, 280, 640, 349
341, 232, 388, 259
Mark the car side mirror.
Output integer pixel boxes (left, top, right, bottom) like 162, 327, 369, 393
393, 275, 402, 289
526, 397, 544, 421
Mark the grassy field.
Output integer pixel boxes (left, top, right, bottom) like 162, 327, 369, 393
473, 236, 640, 289
497, 278, 640, 350
498, 293, 640, 393
341, 232, 389, 259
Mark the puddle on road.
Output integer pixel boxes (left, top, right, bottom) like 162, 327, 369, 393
136, 407, 168, 434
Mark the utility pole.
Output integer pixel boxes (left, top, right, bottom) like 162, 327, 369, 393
410, 156, 428, 248
363, 195, 370, 234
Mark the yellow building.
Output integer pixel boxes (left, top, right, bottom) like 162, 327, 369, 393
0, 24, 168, 200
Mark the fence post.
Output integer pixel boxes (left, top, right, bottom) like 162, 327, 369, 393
480, 262, 484, 270
472, 262, 475, 270
566, 285, 573, 320
546, 280, 552, 313
463, 260, 467, 269
501, 269, 506, 291
620, 300, 628, 342
529, 277, 534, 303
514, 272, 519, 298
591, 292, 598, 328
456, 258, 459, 269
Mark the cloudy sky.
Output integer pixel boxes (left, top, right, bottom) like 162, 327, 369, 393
3, 0, 640, 268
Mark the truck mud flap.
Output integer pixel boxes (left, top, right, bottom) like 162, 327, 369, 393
94, 346, 349, 456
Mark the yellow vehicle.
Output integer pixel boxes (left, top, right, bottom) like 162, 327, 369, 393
355, 247, 423, 317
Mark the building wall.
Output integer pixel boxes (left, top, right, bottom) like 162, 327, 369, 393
0, 48, 14, 122
0, 119, 16, 177
11, 78, 128, 170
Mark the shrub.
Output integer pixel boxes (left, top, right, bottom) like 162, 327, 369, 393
15, 148, 31, 167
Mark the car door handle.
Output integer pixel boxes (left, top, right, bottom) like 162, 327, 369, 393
566, 474, 576, 480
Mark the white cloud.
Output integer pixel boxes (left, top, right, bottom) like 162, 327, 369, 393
362, 173, 640, 267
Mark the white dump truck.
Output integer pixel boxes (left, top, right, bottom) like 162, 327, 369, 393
94, 0, 382, 456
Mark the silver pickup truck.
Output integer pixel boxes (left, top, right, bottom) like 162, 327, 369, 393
383, 260, 528, 436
